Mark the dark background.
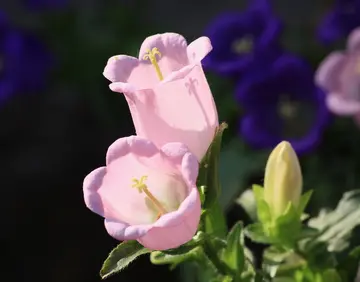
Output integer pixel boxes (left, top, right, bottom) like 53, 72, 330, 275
1, 1, 359, 282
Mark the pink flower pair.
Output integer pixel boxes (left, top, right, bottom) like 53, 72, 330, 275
83, 33, 219, 250
316, 27, 360, 125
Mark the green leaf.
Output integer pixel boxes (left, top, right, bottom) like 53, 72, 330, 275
322, 269, 342, 282
222, 222, 245, 274
244, 223, 271, 244
100, 241, 150, 279
307, 190, 360, 252
298, 190, 313, 215
198, 122, 228, 209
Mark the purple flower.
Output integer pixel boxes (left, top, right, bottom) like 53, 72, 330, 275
202, 0, 282, 77
317, 0, 360, 45
236, 55, 331, 154
316, 27, 360, 126
0, 11, 51, 104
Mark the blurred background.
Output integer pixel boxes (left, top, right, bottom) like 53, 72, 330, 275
2, 0, 360, 281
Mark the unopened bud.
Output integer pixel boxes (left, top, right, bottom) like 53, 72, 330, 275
264, 141, 302, 217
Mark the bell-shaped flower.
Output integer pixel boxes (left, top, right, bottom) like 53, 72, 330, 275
83, 136, 201, 250
316, 27, 360, 126
103, 32, 219, 161
263, 141, 302, 217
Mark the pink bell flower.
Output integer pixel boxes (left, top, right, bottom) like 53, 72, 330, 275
316, 27, 360, 125
103, 33, 219, 161
83, 136, 201, 250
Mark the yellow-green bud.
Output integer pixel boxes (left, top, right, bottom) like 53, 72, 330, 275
264, 141, 302, 218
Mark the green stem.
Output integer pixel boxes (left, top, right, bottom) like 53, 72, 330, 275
203, 241, 230, 276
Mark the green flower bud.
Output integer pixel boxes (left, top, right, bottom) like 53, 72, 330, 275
264, 141, 302, 218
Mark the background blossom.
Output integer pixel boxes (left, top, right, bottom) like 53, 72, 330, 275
202, 0, 281, 77
236, 55, 331, 154
317, 0, 360, 44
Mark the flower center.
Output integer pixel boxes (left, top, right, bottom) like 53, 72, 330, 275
278, 96, 298, 119
132, 175, 168, 219
232, 36, 253, 54
143, 47, 164, 81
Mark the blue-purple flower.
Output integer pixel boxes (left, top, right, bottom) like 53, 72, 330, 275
0, 12, 51, 104
317, 0, 360, 45
202, 0, 282, 77
236, 55, 331, 154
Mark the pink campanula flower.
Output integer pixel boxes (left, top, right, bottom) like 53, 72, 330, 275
316, 27, 360, 125
83, 136, 201, 250
103, 33, 219, 161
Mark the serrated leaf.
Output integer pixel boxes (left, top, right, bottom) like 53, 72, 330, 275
308, 190, 360, 252
100, 241, 150, 279
198, 122, 228, 209
222, 222, 245, 274
244, 223, 271, 244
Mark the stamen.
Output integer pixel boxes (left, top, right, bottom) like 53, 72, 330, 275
143, 47, 164, 81
132, 175, 167, 216
232, 36, 253, 54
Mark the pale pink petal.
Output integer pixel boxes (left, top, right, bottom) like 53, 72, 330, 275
83, 167, 107, 217
104, 220, 150, 240
138, 33, 189, 76
103, 55, 139, 83
181, 152, 199, 187
326, 93, 360, 115
137, 187, 201, 250
315, 52, 346, 91
347, 27, 360, 53
115, 64, 218, 161
187, 36, 213, 63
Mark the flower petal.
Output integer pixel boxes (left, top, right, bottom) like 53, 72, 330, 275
103, 55, 139, 83
138, 33, 189, 76
347, 27, 360, 53
187, 36, 213, 63
315, 51, 346, 91
83, 166, 119, 219
137, 187, 201, 250
120, 64, 218, 161
104, 219, 150, 240
326, 93, 360, 115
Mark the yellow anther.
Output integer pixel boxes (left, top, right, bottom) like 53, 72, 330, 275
132, 175, 167, 216
143, 47, 164, 81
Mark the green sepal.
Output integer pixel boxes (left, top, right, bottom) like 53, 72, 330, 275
252, 185, 272, 225
244, 222, 272, 244
100, 241, 150, 279
150, 248, 200, 269
271, 202, 301, 248
197, 122, 228, 209
297, 190, 313, 216
221, 222, 245, 275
